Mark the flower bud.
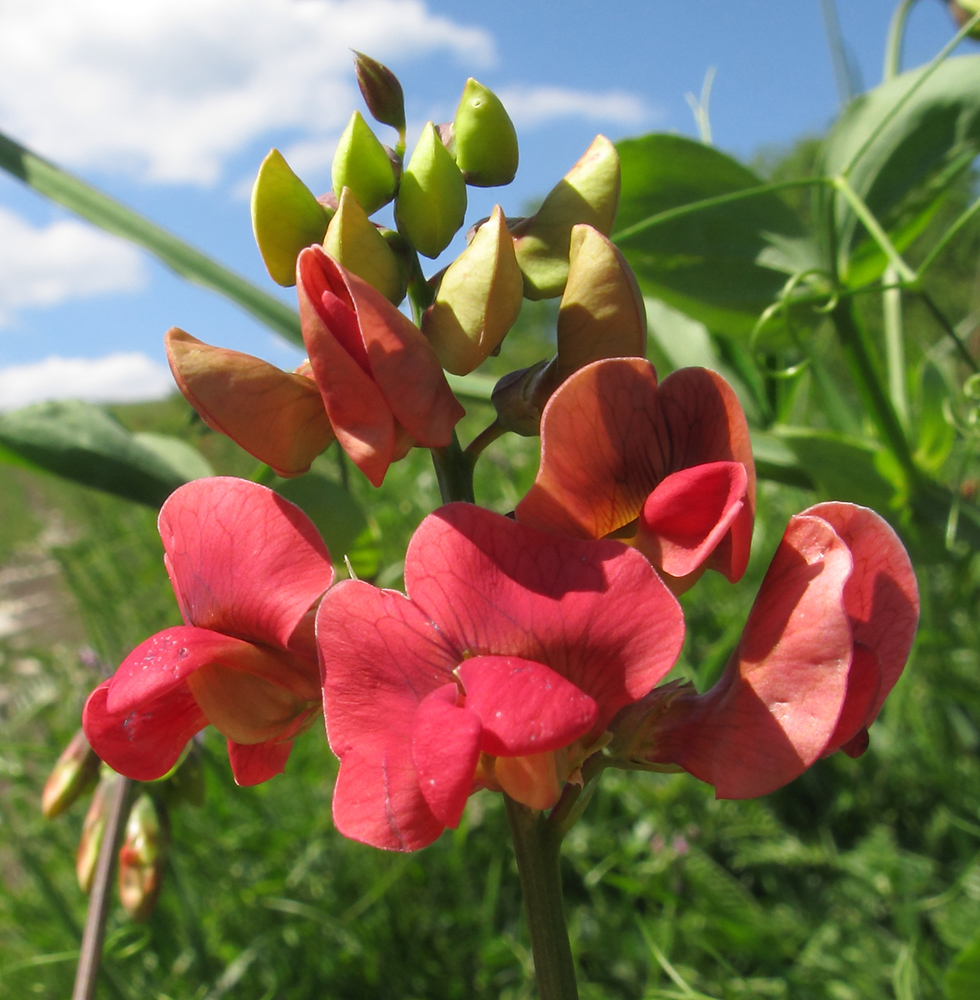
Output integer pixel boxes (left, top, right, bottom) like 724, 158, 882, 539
453, 79, 519, 187
421, 206, 523, 374
395, 122, 467, 258
949, 1, 980, 38
512, 135, 620, 300
323, 188, 408, 304
332, 111, 398, 216
118, 793, 170, 922
555, 224, 646, 383
491, 358, 557, 437
42, 728, 101, 820
77, 771, 118, 894
352, 51, 406, 136
251, 149, 332, 287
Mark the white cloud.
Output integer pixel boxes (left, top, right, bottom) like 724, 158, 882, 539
0, 208, 146, 326
0, 353, 174, 411
0, 0, 495, 185
495, 85, 654, 129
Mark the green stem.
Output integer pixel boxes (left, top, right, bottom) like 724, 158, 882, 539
918, 292, 980, 375
884, 0, 921, 82
916, 191, 980, 280
504, 795, 579, 1000
465, 419, 506, 460
430, 432, 475, 504
831, 298, 916, 478
832, 175, 916, 284
882, 265, 909, 430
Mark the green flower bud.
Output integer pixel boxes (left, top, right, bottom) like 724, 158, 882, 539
324, 188, 408, 305
453, 79, 519, 187
42, 728, 101, 820
251, 149, 332, 287
512, 135, 621, 300
332, 111, 398, 216
949, 1, 980, 37
395, 122, 467, 258
555, 224, 646, 383
352, 51, 406, 137
422, 206, 523, 374
118, 794, 170, 923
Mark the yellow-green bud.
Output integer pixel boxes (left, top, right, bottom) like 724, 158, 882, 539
118, 794, 170, 922
395, 122, 467, 258
949, 1, 980, 37
353, 51, 406, 136
324, 188, 408, 305
512, 135, 621, 300
422, 206, 523, 374
453, 79, 519, 187
555, 224, 646, 383
42, 728, 101, 820
252, 149, 332, 287
332, 111, 398, 216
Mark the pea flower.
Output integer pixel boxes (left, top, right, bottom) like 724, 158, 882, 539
608, 502, 919, 795
83, 478, 334, 786
516, 356, 755, 591
318, 503, 685, 851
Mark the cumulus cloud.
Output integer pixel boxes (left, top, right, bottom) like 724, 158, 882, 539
0, 208, 146, 326
0, 353, 174, 411
0, 0, 494, 184
495, 85, 654, 129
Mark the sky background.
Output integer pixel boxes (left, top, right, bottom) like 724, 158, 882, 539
0, 0, 974, 410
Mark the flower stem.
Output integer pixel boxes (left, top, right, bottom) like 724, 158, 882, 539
430, 432, 475, 504
504, 794, 579, 1000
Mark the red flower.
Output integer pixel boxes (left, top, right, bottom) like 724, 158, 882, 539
297, 246, 465, 486
516, 357, 756, 592
83, 478, 334, 786
610, 503, 919, 796
318, 503, 685, 851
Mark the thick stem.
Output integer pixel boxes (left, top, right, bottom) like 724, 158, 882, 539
504, 795, 579, 1000
430, 432, 475, 504
73, 775, 132, 1000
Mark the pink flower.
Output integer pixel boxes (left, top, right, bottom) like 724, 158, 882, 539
610, 502, 919, 796
516, 357, 756, 592
297, 247, 465, 486
83, 478, 335, 786
318, 503, 686, 851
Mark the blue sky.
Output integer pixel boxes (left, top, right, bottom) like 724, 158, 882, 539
0, 0, 970, 409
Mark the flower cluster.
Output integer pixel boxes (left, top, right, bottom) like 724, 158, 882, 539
76, 55, 918, 861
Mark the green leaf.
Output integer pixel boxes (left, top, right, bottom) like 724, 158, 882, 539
273, 472, 381, 579
821, 55, 980, 285
775, 426, 903, 511
0, 129, 303, 348
945, 928, 980, 1000
913, 361, 956, 474
0, 400, 201, 507
131, 432, 215, 482
613, 134, 817, 341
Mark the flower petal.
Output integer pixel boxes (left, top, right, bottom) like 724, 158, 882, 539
160, 478, 334, 649
406, 503, 684, 727
457, 656, 598, 756
412, 683, 483, 828
165, 327, 334, 477
637, 461, 749, 584
318, 580, 457, 851
83, 679, 207, 782
649, 513, 854, 798
227, 739, 295, 786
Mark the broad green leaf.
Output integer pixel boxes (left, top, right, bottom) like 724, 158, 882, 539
0, 129, 303, 348
0, 400, 201, 507
775, 426, 903, 511
749, 432, 814, 490
273, 472, 381, 579
821, 56, 980, 285
945, 928, 980, 1000
132, 432, 215, 482
613, 134, 817, 341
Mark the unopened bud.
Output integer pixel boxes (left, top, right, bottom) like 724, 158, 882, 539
605, 680, 694, 770
332, 111, 398, 217
252, 149, 332, 287
949, 1, 980, 38
512, 135, 620, 300
77, 771, 118, 894
118, 793, 170, 922
555, 224, 646, 383
42, 728, 101, 820
453, 79, 519, 187
421, 206, 523, 374
324, 188, 408, 304
491, 358, 557, 437
395, 122, 467, 258
352, 51, 406, 136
